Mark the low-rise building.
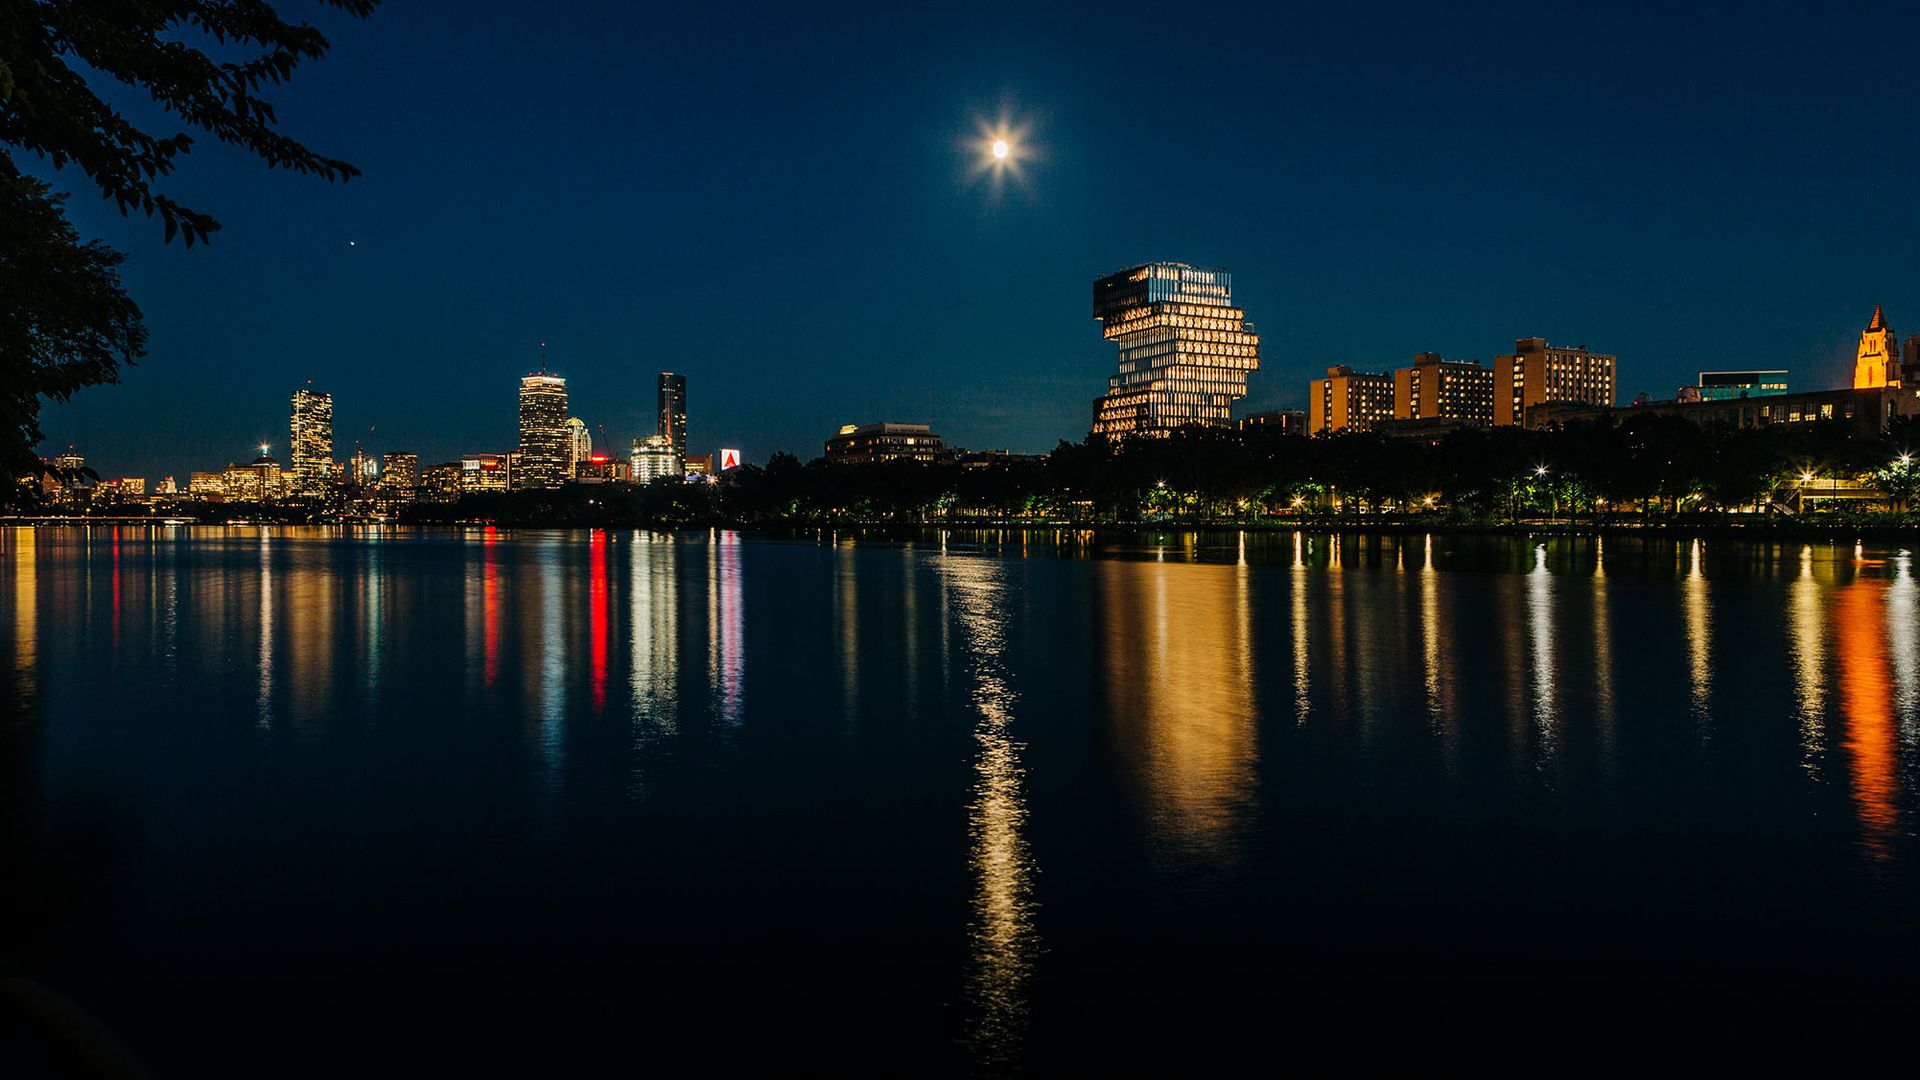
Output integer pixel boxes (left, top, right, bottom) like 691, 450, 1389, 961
630, 434, 684, 483
189, 471, 226, 499
825, 422, 945, 464
1237, 410, 1307, 435
1698, 370, 1789, 401
1528, 385, 1918, 437
460, 453, 510, 493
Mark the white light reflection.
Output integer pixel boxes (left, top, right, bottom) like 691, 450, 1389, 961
1788, 544, 1828, 777
1591, 536, 1616, 767
1528, 542, 1557, 759
256, 532, 273, 730
627, 533, 679, 798
1291, 531, 1309, 724
1683, 539, 1712, 732
944, 553, 1036, 1070
537, 538, 567, 806
712, 530, 745, 726
1892, 550, 1918, 743
1421, 535, 1449, 745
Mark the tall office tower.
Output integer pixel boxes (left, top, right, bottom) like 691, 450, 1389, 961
658, 372, 687, 456
517, 372, 571, 489
1089, 262, 1261, 438
1492, 338, 1616, 427
1309, 366, 1395, 434
1855, 306, 1903, 389
348, 445, 378, 486
566, 417, 591, 477
289, 386, 334, 495
381, 452, 419, 489
1392, 352, 1495, 425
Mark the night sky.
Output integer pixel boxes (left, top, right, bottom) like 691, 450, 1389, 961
27, 1, 1920, 480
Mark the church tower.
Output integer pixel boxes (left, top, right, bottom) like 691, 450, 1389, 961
1854, 305, 1901, 388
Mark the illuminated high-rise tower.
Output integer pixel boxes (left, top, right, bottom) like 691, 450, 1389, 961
566, 417, 591, 478
289, 386, 334, 495
658, 372, 687, 456
1090, 263, 1261, 438
517, 369, 570, 490
1855, 306, 1902, 389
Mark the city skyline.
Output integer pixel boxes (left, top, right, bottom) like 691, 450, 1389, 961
21, 2, 1920, 481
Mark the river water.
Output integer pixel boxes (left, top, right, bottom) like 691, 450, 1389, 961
2, 526, 1917, 1071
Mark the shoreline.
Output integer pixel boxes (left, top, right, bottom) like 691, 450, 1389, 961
6, 514, 1918, 541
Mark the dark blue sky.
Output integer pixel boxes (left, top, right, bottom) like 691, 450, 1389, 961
29, 1, 1920, 478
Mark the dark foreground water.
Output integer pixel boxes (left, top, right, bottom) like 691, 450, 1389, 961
3, 525, 1919, 1072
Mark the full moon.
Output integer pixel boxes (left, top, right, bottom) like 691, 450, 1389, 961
992, 140, 1009, 160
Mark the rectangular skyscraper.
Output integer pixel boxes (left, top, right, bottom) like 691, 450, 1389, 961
517, 373, 570, 489
289, 386, 333, 496
1090, 263, 1261, 438
658, 372, 687, 456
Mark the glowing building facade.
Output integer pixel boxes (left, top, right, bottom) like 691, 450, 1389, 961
1855, 306, 1904, 389
1698, 370, 1789, 401
1392, 352, 1495, 425
1090, 263, 1261, 438
381, 452, 419, 490
460, 452, 511, 492
290, 387, 333, 495
630, 434, 684, 483
1309, 366, 1394, 434
567, 417, 591, 478
1493, 338, 1616, 426
659, 373, 687, 456
516, 373, 570, 490
824, 422, 944, 464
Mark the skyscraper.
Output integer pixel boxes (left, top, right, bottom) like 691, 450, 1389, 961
290, 386, 333, 495
566, 417, 591, 478
381, 452, 419, 490
517, 372, 571, 490
658, 372, 687, 456
1090, 262, 1261, 438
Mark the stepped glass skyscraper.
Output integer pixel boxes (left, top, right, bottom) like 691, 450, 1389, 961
1090, 262, 1261, 437
517, 371, 571, 490
289, 386, 333, 496
658, 372, 687, 455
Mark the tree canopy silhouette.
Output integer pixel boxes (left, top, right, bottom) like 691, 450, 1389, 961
1, 0, 376, 481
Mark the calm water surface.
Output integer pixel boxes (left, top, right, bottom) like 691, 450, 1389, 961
3, 526, 1919, 1071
